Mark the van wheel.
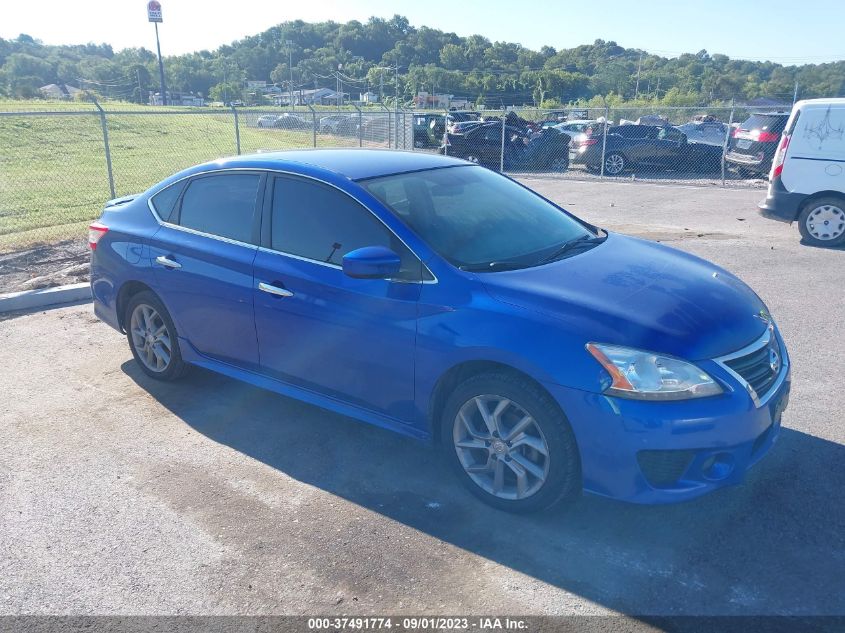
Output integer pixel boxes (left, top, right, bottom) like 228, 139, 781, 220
798, 197, 845, 247
441, 372, 581, 513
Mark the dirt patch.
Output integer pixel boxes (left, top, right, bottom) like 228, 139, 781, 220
0, 239, 89, 293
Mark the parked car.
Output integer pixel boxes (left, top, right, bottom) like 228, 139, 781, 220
553, 119, 599, 143
443, 123, 570, 172
89, 149, 790, 512
677, 120, 730, 147
449, 120, 486, 135
274, 113, 311, 130
413, 113, 440, 147
428, 112, 481, 145
726, 112, 790, 176
256, 115, 280, 128
758, 98, 845, 246
570, 124, 723, 175
320, 114, 358, 135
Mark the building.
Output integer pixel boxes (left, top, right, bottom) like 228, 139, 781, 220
274, 88, 345, 106
358, 91, 379, 104
39, 83, 82, 100
148, 92, 205, 106
413, 92, 470, 110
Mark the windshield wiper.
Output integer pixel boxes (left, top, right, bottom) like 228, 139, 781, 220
459, 260, 528, 272
538, 233, 605, 265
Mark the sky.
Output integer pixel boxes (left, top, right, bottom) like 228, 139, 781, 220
3, 0, 844, 65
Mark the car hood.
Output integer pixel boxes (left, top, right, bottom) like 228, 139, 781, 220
480, 232, 768, 360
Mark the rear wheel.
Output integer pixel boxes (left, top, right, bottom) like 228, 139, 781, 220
125, 291, 188, 381
798, 197, 845, 247
441, 372, 581, 513
604, 153, 626, 175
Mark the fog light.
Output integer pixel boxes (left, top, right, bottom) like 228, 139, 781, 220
702, 453, 735, 481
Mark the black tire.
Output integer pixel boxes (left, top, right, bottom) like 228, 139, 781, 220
440, 372, 581, 513
798, 196, 845, 247
125, 290, 189, 381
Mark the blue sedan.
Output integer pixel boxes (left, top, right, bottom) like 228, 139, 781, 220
89, 150, 790, 512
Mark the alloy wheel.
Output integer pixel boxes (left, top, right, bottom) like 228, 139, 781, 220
453, 395, 550, 500
805, 204, 845, 241
465, 154, 480, 164
604, 154, 625, 175
129, 304, 172, 373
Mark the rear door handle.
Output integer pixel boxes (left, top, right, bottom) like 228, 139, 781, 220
155, 255, 181, 269
258, 281, 294, 298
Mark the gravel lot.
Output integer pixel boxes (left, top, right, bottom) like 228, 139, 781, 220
1, 179, 844, 617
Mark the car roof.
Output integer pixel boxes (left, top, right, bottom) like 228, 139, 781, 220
204, 149, 469, 181
794, 98, 845, 108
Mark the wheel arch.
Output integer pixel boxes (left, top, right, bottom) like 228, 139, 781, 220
796, 190, 845, 220
115, 280, 157, 332
428, 360, 567, 446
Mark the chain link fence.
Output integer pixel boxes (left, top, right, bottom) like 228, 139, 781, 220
1, 102, 784, 290
434, 105, 788, 186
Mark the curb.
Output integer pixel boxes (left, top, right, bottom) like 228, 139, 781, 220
0, 282, 91, 314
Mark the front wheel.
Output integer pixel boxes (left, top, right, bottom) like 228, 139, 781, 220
798, 197, 845, 247
125, 291, 189, 381
441, 372, 581, 513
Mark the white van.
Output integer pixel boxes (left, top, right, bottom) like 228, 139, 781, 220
758, 98, 845, 246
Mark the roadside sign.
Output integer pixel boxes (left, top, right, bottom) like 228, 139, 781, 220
147, 1, 163, 22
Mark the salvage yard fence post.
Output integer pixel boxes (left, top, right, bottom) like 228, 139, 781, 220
500, 110, 506, 173
721, 106, 735, 187
600, 104, 610, 179
306, 104, 317, 148
94, 100, 116, 199
231, 105, 241, 155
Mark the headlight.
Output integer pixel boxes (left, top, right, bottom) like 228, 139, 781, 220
586, 343, 723, 401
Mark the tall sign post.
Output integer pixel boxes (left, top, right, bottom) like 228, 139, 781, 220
147, 1, 167, 106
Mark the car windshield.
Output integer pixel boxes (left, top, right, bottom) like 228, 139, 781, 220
362, 166, 597, 271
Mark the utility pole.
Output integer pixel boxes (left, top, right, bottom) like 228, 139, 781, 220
793, 81, 799, 105
379, 71, 384, 103
286, 40, 294, 109
634, 51, 643, 100
136, 68, 143, 104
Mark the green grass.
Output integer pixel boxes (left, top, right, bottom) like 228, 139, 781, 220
0, 103, 391, 253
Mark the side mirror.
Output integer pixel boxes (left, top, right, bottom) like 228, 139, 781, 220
342, 246, 401, 279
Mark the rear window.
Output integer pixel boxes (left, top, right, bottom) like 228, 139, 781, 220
740, 114, 788, 133
150, 182, 185, 222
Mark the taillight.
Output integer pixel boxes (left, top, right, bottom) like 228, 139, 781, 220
88, 222, 108, 250
581, 138, 599, 146
757, 131, 780, 142
771, 134, 791, 179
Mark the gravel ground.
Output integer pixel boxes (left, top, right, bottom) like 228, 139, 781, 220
1, 179, 844, 617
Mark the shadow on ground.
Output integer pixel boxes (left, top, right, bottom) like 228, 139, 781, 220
124, 361, 845, 616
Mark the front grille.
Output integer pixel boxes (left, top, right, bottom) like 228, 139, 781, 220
637, 450, 695, 488
723, 334, 781, 399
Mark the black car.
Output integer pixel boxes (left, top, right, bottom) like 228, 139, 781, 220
443, 123, 570, 172
725, 112, 790, 176
570, 125, 723, 175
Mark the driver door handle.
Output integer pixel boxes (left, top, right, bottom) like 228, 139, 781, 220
258, 281, 294, 298
155, 255, 181, 269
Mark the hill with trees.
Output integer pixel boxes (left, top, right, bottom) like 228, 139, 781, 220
1, 16, 843, 107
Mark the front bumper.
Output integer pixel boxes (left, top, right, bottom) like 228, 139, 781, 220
544, 338, 791, 504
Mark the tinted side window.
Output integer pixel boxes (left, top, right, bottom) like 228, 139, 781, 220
271, 177, 421, 279
150, 182, 185, 222
178, 174, 260, 243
